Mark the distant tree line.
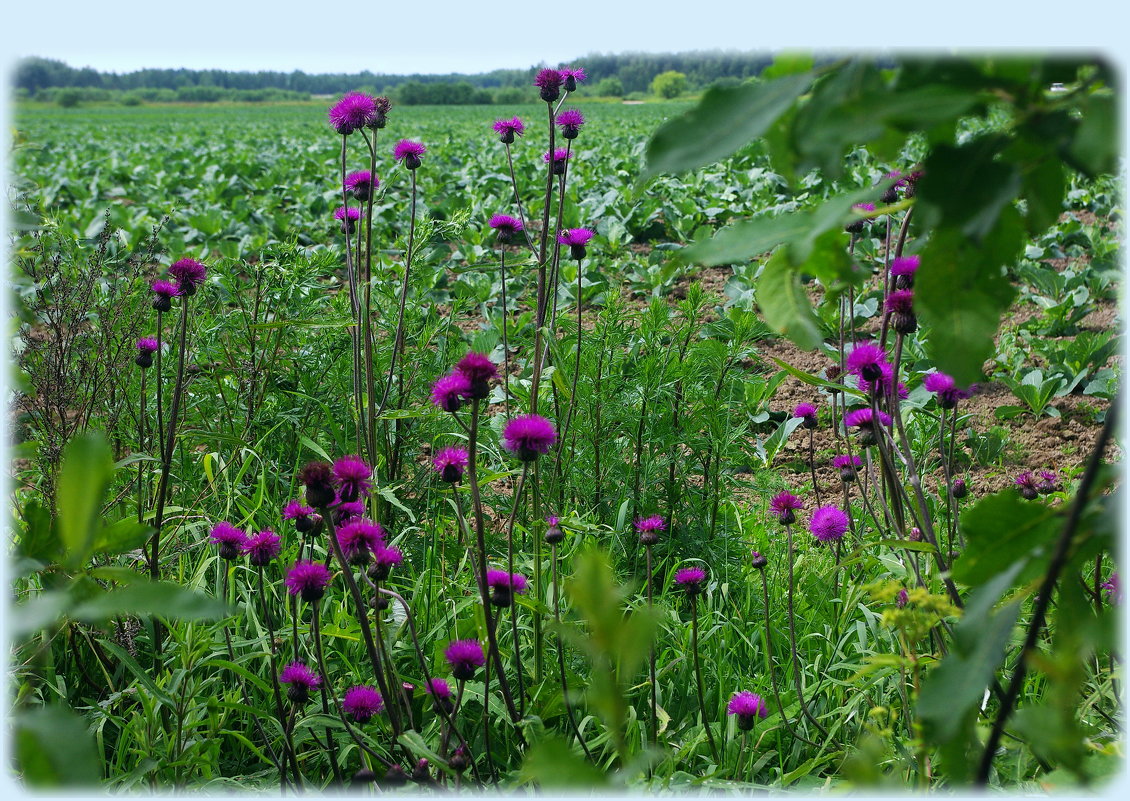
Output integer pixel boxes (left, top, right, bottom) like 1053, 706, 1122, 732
14, 51, 778, 105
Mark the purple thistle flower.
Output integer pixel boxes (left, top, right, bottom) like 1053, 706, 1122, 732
846, 342, 890, 382
951, 477, 969, 499
282, 499, 317, 533
455, 352, 498, 400
923, 370, 970, 409
635, 515, 666, 533
674, 566, 707, 595
431, 372, 472, 412
886, 289, 917, 335
328, 92, 377, 135
168, 258, 207, 296
374, 545, 403, 566
285, 560, 332, 602
846, 202, 876, 233
885, 289, 914, 315
635, 514, 666, 545
750, 550, 768, 570
210, 522, 248, 561
855, 364, 909, 401
393, 139, 426, 170
544, 147, 571, 165
535, 69, 564, 102
242, 529, 282, 566
727, 691, 768, 729
150, 279, 179, 311
424, 677, 452, 700
486, 569, 527, 606
344, 170, 378, 202
769, 491, 803, 525
371, 544, 404, 581
342, 685, 384, 722
896, 588, 910, 608
336, 519, 384, 564
1102, 573, 1121, 604
300, 461, 336, 508
556, 109, 585, 140
560, 67, 586, 92
492, 116, 526, 144
489, 214, 524, 245
502, 414, 557, 462
545, 515, 565, 545
334, 205, 361, 234
433, 446, 470, 483
134, 337, 159, 368
334, 500, 365, 524
844, 407, 892, 446
279, 662, 321, 704
558, 227, 594, 259
833, 454, 863, 482
890, 256, 920, 277
333, 455, 372, 502
1036, 470, 1060, 495
793, 402, 818, 429
1015, 471, 1040, 500
809, 506, 849, 543
445, 639, 486, 680
891, 255, 919, 289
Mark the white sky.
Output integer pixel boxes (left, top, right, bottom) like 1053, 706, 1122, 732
3, 0, 1128, 76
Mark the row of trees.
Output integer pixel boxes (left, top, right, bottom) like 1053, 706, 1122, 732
15, 51, 773, 98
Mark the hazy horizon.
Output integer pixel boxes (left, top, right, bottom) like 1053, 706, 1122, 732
5, 0, 1122, 78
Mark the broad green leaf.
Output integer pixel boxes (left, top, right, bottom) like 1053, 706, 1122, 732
1066, 93, 1116, 177
10, 592, 72, 639
642, 72, 811, 180
58, 432, 114, 569
918, 560, 1025, 751
952, 490, 1060, 587
756, 250, 824, 350
16, 498, 60, 562
91, 518, 153, 556
916, 206, 1024, 386
14, 706, 100, 787
519, 735, 607, 788
917, 139, 1022, 240
70, 580, 230, 623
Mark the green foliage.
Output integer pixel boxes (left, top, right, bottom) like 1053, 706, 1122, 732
594, 76, 624, 97
651, 71, 689, 99
645, 55, 1116, 383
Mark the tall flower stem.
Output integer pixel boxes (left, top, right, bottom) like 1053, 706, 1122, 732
339, 136, 365, 459
645, 544, 658, 767
258, 566, 301, 788
150, 297, 190, 588
757, 569, 818, 748
532, 460, 545, 684
379, 168, 417, 416
552, 541, 593, 760
467, 398, 522, 724
690, 593, 720, 762
503, 464, 530, 712
808, 429, 822, 506
361, 131, 379, 464
320, 510, 404, 735
305, 598, 344, 784
136, 370, 147, 525
155, 310, 165, 463
498, 248, 511, 419
528, 102, 557, 417
312, 603, 392, 770
783, 522, 830, 738
502, 142, 538, 256
379, 588, 482, 784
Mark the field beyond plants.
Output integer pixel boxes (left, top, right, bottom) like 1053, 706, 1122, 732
8, 56, 1124, 793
